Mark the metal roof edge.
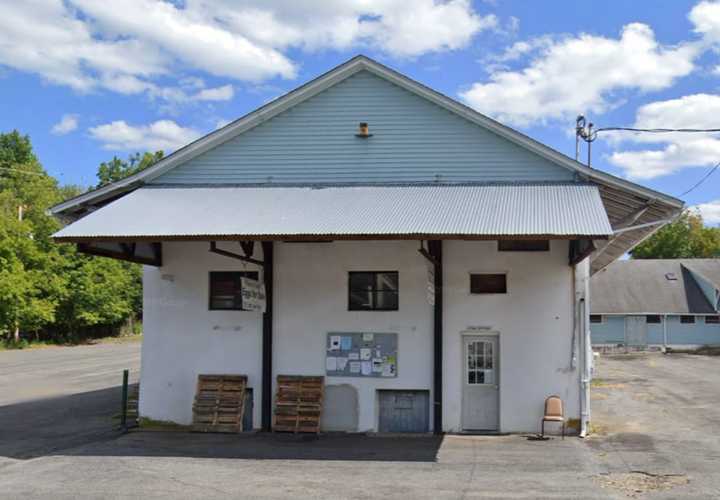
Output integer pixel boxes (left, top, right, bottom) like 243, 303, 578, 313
50, 54, 684, 215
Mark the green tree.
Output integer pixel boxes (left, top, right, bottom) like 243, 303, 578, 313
631, 210, 720, 259
0, 130, 149, 344
96, 151, 163, 187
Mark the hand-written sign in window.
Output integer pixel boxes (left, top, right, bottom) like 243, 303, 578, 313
209, 271, 259, 310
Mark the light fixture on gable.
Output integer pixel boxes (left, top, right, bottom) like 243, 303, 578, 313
356, 122, 372, 138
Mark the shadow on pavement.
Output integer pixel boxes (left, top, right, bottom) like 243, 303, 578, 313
0, 385, 126, 460
63, 431, 444, 462
0, 386, 442, 462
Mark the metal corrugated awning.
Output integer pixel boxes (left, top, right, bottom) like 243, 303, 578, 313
53, 184, 613, 242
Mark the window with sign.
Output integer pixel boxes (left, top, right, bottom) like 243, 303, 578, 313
467, 340, 494, 385
209, 271, 259, 310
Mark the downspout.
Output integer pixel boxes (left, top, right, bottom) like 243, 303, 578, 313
579, 297, 591, 438
663, 314, 668, 351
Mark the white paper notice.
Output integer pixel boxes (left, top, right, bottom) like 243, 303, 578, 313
382, 363, 394, 377
360, 348, 371, 360
330, 336, 341, 351
372, 358, 383, 373
326, 357, 337, 371
349, 361, 361, 374
362, 333, 374, 342
336, 357, 348, 371
361, 361, 372, 376
348, 352, 360, 360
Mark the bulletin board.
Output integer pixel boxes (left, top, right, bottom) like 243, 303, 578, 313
325, 332, 398, 378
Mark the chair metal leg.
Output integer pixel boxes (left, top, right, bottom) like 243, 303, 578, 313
562, 422, 565, 440
541, 420, 545, 438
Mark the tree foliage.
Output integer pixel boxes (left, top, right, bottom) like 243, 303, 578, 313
630, 210, 720, 259
96, 151, 163, 187
0, 130, 159, 343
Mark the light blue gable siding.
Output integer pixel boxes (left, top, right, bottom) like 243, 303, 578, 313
591, 316, 625, 344
591, 314, 720, 346
666, 316, 720, 345
153, 71, 575, 185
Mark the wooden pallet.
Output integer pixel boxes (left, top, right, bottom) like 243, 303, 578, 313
192, 374, 247, 433
273, 375, 324, 434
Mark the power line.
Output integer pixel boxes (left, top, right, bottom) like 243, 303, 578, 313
677, 161, 720, 197
596, 127, 720, 134
575, 116, 720, 196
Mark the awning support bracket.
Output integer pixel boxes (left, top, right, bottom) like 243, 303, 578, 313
418, 241, 440, 267
77, 241, 162, 267
209, 241, 264, 266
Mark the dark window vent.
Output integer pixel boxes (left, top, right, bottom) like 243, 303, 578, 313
665, 273, 677, 281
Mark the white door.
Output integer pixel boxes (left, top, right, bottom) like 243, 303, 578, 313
625, 316, 647, 347
462, 335, 499, 431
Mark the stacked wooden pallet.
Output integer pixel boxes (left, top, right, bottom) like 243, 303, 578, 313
273, 375, 324, 434
192, 374, 247, 433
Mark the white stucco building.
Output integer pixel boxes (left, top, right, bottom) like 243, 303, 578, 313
51, 56, 683, 435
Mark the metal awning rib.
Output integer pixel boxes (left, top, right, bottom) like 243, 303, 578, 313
53, 184, 613, 242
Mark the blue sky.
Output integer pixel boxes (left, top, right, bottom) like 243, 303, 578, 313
1, 0, 719, 224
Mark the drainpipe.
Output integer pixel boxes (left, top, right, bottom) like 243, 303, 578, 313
663, 314, 668, 352
579, 297, 591, 438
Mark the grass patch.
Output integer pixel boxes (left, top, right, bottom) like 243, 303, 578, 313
139, 417, 191, 432
591, 378, 625, 389
1, 333, 142, 351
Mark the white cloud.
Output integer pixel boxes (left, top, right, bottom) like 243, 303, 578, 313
88, 120, 202, 152
689, 1, 720, 43
460, 23, 699, 126
0, 0, 494, 105
692, 200, 720, 225
608, 94, 720, 179
51, 114, 79, 135
194, 85, 234, 102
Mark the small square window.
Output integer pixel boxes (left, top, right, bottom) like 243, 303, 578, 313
209, 271, 259, 310
348, 272, 399, 311
705, 316, 720, 324
646, 315, 662, 324
589, 314, 603, 324
498, 240, 549, 252
470, 273, 507, 294
680, 315, 695, 324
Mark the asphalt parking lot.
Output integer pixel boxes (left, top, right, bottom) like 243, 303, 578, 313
1, 344, 719, 498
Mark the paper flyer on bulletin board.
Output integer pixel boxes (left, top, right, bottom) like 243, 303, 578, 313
325, 332, 397, 378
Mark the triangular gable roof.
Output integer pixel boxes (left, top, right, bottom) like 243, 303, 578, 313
51, 55, 683, 216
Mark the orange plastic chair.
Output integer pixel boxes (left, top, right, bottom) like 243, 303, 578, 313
541, 395, 566, 439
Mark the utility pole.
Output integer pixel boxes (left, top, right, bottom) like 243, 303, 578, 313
13, 205, 25, 344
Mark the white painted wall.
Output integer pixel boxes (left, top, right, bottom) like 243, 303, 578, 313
140, 242, 265, 426
140, 239, 579, 433
443, 240, 579, 433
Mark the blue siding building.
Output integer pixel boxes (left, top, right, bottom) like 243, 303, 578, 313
591, 259, 720, 348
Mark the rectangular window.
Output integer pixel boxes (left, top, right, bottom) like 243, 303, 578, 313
470, 273, 507, 294
348, 272, 399, 311
680, 315, 695, 324
646, 315, 662, 324
589, 314, 603, 324
209, 271, 259, 310
497, 240, 549, 252
705, 316, 720, 324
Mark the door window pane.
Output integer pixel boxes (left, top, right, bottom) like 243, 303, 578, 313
467, 341, 495, 385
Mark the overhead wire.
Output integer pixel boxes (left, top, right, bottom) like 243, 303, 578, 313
575, 116, 720, 197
